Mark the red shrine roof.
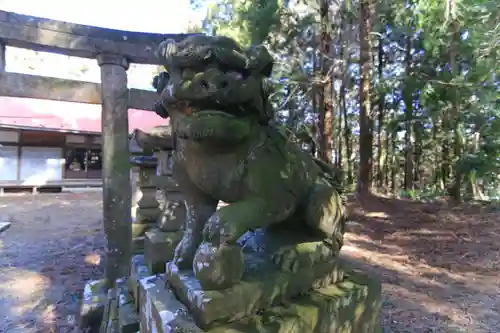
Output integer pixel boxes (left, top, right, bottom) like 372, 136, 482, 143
0, 96, 167, 133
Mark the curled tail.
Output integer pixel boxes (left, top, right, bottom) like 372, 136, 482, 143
313, 158, 346, 198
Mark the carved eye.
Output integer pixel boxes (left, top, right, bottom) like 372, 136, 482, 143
227, 72, 242, 80
200, 80, 210, 89
181, 68, 195, 80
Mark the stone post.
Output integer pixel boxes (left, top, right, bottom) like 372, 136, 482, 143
97, 53, 132, 290
130, 155, 160, 254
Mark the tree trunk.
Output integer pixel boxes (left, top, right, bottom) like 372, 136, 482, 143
376, 35, 386, 189
403, 33, 414, 192
312, 31, 318, 136
317, 0, 334, 163
337, 13, 346, 170
384, 117, 390, 188
467, 131, 485, 200
390, 101, 398, 194
449, 20, 463, 202
337, 85, 343, 169
356, 0, 374, 195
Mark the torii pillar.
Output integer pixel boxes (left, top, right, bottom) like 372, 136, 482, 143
97, 53, 132, 290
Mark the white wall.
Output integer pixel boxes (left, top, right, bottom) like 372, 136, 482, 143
66, 134, 86, 144
0, 130, 19, 143
20, 146, 63, 185
0, 146, 19, 181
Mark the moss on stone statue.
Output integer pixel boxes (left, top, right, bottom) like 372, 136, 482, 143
166, 251, 344, 328
148, 35, 348, 291
139, 268, 381, 333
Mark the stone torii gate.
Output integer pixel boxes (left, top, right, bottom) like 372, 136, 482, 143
0, 10, 192, 288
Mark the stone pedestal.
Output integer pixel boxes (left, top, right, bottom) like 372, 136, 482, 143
136, 230, 382, 333
139, 264, 382, 333
166, 257, 344, 328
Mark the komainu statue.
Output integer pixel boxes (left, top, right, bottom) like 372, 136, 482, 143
149, 35, 347, 288
131, 35, 381, 332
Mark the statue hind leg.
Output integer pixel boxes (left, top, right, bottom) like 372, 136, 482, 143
305, 182, 346, 252
271, 182, 346, 273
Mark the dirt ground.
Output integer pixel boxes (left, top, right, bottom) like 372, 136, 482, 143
343, 194, 500, 333
0, 191, 499, 332
0, 192, 105, 333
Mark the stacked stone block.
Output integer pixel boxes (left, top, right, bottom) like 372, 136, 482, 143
130, 155, 160, 254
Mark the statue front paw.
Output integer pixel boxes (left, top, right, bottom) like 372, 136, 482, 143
172, 235, 198, 269
271, 246, 304, 273
193, 242, 244, 290
152, 71, 170, 94
202, 214, 239, 245
271, 241, 336, 273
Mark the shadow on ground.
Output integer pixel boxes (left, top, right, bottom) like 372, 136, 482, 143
0, 192, 105, 333
343, 193, 500, 332
0, 192, 499, 332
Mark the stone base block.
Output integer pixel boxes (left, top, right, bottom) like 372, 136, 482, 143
136, 195, 160, 209
134, 208, 161, 224
166, 253, 344, 328
80, 279, 107, 333
144, 228, 183, 274
139, 269, 382, 333
117, 280, 139, 333
129, 255, 152, 312
132, 236, 145, 255
119, 302, 140, 333
80, 278, 131, 333
132, 223, 156, 254
139, 275, 202, 333
132, 223, 157, 238
0, 221, 11, 233
156, 175, 179, 190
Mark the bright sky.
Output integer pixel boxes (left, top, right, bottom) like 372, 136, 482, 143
0, 0, 201, 33
0, 0, 207, 90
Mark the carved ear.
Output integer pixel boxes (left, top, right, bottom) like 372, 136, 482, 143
261, 61, 274, 78
258, 79, 275, 125
246, 45, 274, 77
152, 72, 170, 94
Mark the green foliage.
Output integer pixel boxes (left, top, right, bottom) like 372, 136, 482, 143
190, 0, 500, 201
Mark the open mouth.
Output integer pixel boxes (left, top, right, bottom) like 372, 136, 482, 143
177, 101, 239, 118
191, 110, 237, 118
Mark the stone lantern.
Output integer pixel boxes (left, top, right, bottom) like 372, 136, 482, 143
129, 126, 185, 274
129, 152, 160, 254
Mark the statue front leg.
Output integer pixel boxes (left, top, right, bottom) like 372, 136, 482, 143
202, 196, 296, 245
172, 160, 218, 269
192, 196, 296, 290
